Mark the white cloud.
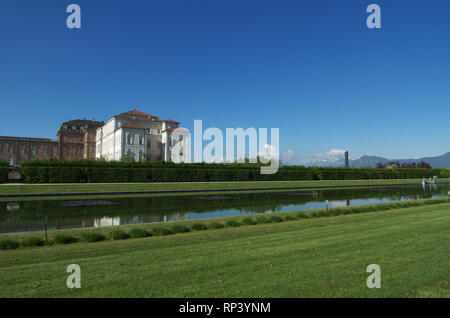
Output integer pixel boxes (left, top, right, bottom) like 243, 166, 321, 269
314, 149, 346, 161
326, 149, 346, 158
282, 149, 295, 163
307, 148, 349, 166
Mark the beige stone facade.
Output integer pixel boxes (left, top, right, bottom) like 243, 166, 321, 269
0, 136, 58, 167
0, 119, 104, 167
57, 119, 104, 161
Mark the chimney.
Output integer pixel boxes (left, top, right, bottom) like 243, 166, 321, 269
345, 151, 349, 168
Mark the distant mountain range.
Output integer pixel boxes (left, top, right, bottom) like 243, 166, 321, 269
307, 152, 450, 168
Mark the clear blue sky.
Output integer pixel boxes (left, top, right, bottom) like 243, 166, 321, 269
0, 0, 449, 164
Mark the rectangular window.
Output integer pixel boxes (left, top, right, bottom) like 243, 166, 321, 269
8, 145, 14, 153
63, 147, 67, 155
72, 148, 76, 156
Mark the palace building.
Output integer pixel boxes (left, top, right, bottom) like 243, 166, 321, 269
95, 110, 190, 163
57, 119, 104, 160
0, 136, 58, 167
0, 119, 104, 167
0, 110, 189, 167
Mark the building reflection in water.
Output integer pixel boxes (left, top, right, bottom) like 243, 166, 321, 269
93, 213, 189, 228
6, 203, 20, 213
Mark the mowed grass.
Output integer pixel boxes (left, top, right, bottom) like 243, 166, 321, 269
0, 203, 449, 298
0, 179, 441, 198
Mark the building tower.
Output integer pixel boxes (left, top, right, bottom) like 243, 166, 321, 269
345, 151, 349, 168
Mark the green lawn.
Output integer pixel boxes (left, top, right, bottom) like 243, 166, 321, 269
0, 179, 440, 197
0, 202, 449, 298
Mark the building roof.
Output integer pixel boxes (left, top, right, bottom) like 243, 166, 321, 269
114, 110, 182, 125
115, 110, 161, 122
61, 119, 104, 127
120, 124, 147, 130
0, 136, 57, 143
59, 119, 104, 134
164, 119, 180, 124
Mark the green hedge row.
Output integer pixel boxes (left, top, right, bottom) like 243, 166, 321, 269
18, 159, 447, 183
0, 161, 9, 184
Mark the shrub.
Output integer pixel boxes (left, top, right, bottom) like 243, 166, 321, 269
170, 224, 191, 234
0, 239, 20, 250
128, 228, 151, 238
225, 220, 241, 227
151, 226, 173, 236
269, 215, 284, 222
80, 232, 106, 242
284, 215, 297, 221
22, 237, 45, 247
54, 234, 78, 244
208, 222, 224, 229
107, 229, 130, 240
343, 209, 352, 215
297, 212, 309, 219
351, 208, 363, 214
256, 215, 271, 224
191, 223, 208, 231
241, 217, 257, 225
328, 208, 340, 216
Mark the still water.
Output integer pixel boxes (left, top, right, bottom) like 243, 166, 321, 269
1, 183, 448, 234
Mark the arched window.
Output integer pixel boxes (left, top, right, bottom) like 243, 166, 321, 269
127, 134, 134, 145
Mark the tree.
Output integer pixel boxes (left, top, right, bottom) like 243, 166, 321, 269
121, 150, 135, 163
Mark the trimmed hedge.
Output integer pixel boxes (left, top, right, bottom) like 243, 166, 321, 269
22, 237, 45, 247
0, 239, 20, 250
107, 229, 130, 240
128, 228, 151, 238
18, 159, 448, 183
54, 234, 78, 244
80, 232, 106, 243
0, 160, 8, 184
